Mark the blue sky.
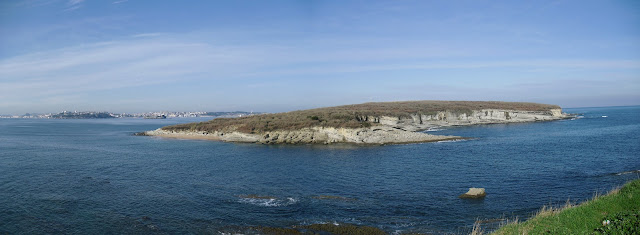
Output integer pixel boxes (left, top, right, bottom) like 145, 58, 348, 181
1, 0, 639, 114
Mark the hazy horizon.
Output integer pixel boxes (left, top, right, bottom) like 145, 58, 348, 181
3, 102, 640, 117
2, 0, 639, 115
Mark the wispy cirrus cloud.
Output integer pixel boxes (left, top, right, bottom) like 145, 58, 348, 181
0, 38, 253, 99
1, 31, 638, 113
2, 33, 638, 96
65, 0, 84, 11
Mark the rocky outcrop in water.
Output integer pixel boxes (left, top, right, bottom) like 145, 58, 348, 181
459, 188, 487, 199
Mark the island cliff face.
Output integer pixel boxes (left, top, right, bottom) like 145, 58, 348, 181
143, 101, 570, 145
371, 108, 565, 131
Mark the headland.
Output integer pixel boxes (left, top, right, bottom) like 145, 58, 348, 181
141, 100, 571, 145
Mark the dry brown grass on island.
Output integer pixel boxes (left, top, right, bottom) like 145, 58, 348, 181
162, 101, 560, 134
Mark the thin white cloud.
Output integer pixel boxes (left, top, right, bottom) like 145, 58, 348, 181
113, 0, 129, 4
2, 35, 638, 97
236, 59, 640, 78
0, 37, 268, 102
1, 32, 638, 113
65, 0, 84, 11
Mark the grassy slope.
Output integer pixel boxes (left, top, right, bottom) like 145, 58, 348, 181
162, 101, 560, 134
491, 179, 640, 234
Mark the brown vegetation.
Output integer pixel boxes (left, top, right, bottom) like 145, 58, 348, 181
162, 101, 560, 134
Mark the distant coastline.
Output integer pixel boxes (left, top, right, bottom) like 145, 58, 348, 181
142, 100, 573, 145
0, 111, 258, 119
50, 111, 116, 119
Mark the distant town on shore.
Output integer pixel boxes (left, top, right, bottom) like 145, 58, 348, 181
0, 111, 259, 119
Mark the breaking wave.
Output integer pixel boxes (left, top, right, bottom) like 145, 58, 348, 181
615, 170, 640, 176
239, 197, 298, 207
436, 139, 467, 143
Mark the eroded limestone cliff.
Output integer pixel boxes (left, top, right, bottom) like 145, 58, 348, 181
368, 108, 566, 131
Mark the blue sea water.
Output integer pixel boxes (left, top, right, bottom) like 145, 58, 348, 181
0, 106, 639, 234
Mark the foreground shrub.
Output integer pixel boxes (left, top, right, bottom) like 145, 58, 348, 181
593, 210, 640, 234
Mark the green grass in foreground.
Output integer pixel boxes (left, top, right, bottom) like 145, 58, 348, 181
489, 179, 640, 235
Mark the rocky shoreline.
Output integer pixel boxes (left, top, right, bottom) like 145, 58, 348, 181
141, 126, 464, 145
141, 108, 571, 145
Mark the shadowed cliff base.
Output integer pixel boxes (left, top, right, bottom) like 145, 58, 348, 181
142, 100, 571, 145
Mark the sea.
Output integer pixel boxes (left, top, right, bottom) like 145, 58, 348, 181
1, 106, 639, 234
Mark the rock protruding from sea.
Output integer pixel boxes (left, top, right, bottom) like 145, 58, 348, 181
459, 188, 486, 199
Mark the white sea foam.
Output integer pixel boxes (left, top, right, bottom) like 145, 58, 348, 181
570, 115, 585, 120
239, 197, 298, 207
615, 170, 640, 176
436, 139, 467, 143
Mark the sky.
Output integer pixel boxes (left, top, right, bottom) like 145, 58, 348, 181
1, 0, 639, 114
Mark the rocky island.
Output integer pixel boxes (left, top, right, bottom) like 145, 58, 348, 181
141, 101, 571, 145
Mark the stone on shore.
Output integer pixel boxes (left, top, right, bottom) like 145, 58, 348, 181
459, 188, 486, 199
